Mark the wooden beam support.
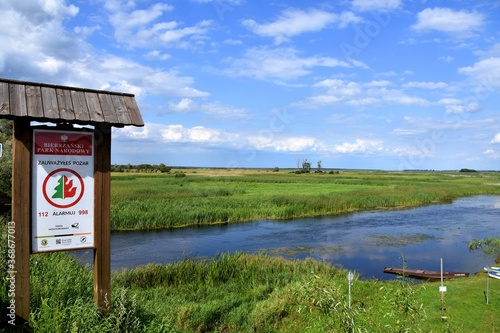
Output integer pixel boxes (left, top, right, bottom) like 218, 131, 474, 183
12, 119, 31, 323
93, 126, 112, 314
0, 78, 143, 324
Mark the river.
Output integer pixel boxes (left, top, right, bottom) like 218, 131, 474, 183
76, 195, 500, 280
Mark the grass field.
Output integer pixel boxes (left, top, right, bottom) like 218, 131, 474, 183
2, 246, 499, 332
2, 170, 500, 332
110, 169, 500, 230
112, 253, 500, 332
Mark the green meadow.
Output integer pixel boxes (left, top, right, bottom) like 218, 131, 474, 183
1, 244, 499, 332
110, 169, 500, 230
2, 170, 500, 332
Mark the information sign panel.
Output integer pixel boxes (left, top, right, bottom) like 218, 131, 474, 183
32, 129, 94, 252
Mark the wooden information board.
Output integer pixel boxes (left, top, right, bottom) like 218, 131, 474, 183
32, 129, 95, 252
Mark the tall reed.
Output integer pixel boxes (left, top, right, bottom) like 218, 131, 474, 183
110, 171, 500, 230
0, 218, 175, 332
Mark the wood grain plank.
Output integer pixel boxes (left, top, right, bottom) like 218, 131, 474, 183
41, 87, 60, 119
71, 90, 91, 122
56, 89, 75, 121
0, 79, 144, 128
85, 92, 104, 123
110, 95, 132, 125
12, 119, 32, 322
9, 83, 27, 117
25, 85, 43, 118
94, 129, 111, 314
0, 82, 9, 115
123, 96, 144, 126
98, 93, 118, 124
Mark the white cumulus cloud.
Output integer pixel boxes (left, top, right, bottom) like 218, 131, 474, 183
248, 136, 320, 152
412, 7, 484, 37
332, 139, 384, 154
403, 81, 448, 89
160, 125, 222, 143
438, 98, 482, 114
492, 133, 500, 144
224, 47, 352, 81
458, 57, 500, 89
296, 79, 430, 108
242, 8, 361, 44
106, 1, 212, 48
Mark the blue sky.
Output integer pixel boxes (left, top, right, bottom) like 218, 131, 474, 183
1, 0, 500, 170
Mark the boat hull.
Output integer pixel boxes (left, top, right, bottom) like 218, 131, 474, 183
383, 267, 469, 280
484, 266, 500, 272
484, 266, 500, 280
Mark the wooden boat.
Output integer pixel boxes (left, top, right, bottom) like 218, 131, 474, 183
383, 267, 469, 280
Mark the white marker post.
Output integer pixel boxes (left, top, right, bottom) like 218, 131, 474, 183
348, 271, 354, 309
486, 266, 490, 305
440, 258, 447, 319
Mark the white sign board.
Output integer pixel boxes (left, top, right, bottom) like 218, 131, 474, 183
32, 129, 94, 252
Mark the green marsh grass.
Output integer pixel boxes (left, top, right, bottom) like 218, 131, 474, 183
110, 170, 500, 230
111, 252, 500, 332
0, 219, 176, 332
3, 170, 500, 331
2, 216, 500, 332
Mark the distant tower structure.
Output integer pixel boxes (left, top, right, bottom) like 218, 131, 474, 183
302, 158, 311, 172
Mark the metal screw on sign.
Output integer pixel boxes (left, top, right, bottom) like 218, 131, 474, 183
348, 271, 354, 309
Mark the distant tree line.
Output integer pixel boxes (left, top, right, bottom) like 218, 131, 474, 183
459, 168, 478, 173
112, 163, 172, 173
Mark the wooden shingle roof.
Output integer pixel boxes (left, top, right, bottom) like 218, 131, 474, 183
0, 78, 144, 127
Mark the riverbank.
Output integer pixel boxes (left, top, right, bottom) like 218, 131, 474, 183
98, 195, 500, 278
2, 244, 499, 332
110, 169, 500, 230
2, 171, 500, 331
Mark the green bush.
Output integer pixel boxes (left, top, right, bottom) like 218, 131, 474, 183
0, 139, 11, 198
0, 120, 12, 199
459, 168, 477, 172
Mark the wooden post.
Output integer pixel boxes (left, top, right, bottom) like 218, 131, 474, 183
93, 126, 111, 314
12, 119, 31, 322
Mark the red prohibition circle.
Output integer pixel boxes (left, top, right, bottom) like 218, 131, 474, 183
42, 168, 85, 209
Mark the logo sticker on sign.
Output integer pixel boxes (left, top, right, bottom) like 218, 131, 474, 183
42, 168, 85, 208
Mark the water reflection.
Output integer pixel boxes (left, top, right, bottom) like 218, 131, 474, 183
75, 195, 500, 280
